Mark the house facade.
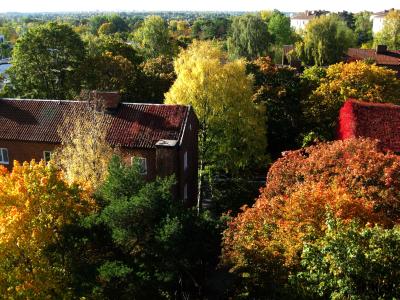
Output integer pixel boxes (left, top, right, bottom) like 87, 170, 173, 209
290, 11, 315, 31
0, 95, 198, 205
370, 10, 389, 34
338, 99, 400, 152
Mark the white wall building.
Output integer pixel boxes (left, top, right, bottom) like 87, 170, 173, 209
290, 12, 315, 32
370, 11, 388, 34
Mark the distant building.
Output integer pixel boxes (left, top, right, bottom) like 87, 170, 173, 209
290, 11, 316, 31
345, 45, 400, 77
338, 99, 400, 152
370, 9, 394, 34
0, 93, 199, 205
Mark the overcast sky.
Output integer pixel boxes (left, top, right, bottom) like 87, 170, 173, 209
0, 0, 399, 13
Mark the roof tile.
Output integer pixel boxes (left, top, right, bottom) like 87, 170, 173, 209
0, 99, 189, 149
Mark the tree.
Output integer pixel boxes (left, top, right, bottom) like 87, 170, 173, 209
6, 22, 85, 99
0, 161, 94, 298
191, 17, 230, 40
354, 11, 373, 46
53, 96, 114, 191
61, 156, 222, 299
136, 55, 175, 103
227, 14, 270, 59
84, 52, 136, 100
248, 57, 304, 158
84, 35, 142, 66
165, 41, 267, 208
296, 14, 355, 66
374, 9, 400, 50
302, 61, 400, 139
337, 11, 355, 29
221, 138, 400, 298
133, 15, 174, 58
295, 216, 400, 299
267, 11, 298, 62
89, 15, 108, 34
97, 22, 117, 35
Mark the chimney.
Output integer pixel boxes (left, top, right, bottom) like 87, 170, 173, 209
376, 45, 387, 54
90, 91, 121, 112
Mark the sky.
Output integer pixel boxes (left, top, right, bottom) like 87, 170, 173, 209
0, 0, 399, 13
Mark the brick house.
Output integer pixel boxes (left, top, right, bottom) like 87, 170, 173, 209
338, 99, 400, 152
0, 95, 198, 205
345, 46, 400, 78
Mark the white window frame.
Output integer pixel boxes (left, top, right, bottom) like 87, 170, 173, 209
43, 151, 52, 163
131, 156, 147, 175
0, 148, 9, 164
184, 151, 188, 171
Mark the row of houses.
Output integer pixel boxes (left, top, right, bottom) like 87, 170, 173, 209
290, 9, 395, 33
0, 92, 199, 205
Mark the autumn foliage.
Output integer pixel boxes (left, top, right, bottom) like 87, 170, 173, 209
302, 61, 400, 139
0, 161, 94, 298
222, 138, 400, 296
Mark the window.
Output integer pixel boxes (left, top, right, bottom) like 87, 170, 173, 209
184, 151, 188, 171
131, 156, 147, 175
0, 148, 8, 164
184, 184, 188, 201
43, 151, 52, 163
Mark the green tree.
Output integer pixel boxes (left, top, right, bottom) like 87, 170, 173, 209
133, 15, 174, 58
354, 11, 373, 45
60, 156, 222, 299
191, 17, 230, 40
267, 11, 298, 62
374, 9, 400, 49
227, 14, 270, 59
165, 41, 267, 208
296, 14, 355, 66
248, 57, 304, 159
85, 35, 142, 66
84, 52, 137, 100
83, 35, 140, 100
136, 55, 175, 103
89, 15, 108, 34
267, 11, 295, 45
6, 22, 85, 99
296, 216, 400, 299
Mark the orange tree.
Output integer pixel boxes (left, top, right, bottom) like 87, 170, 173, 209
0, 161, 94, 299
221, 138, 400, 298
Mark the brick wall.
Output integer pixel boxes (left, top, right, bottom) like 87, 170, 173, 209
0, 140, 57, 169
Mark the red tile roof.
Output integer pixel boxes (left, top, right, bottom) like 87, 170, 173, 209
338, 99, 400, 152
0, 99, 190, 149
346, 48, 400, 66
291, 12, 315, 20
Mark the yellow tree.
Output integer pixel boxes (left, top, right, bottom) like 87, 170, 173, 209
165, 40, 267, 208
54, 95, 114, 191
302, 61, 400, 139
0, 161, 94, 298
374, 9, 400, 49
